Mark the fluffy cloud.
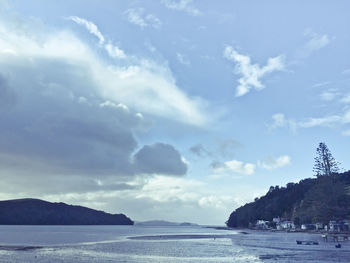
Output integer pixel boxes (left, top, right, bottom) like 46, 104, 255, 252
161, 0, 201, 16
211, 159, 255, 176
134, 143, 188, 176
258, 155, 291, 170
224, 46, 285, 97
125, 9, 162, 29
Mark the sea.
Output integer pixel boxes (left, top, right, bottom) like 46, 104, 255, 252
0, 225, 349, 262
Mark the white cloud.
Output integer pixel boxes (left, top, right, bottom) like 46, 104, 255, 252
68, 16, 105, 44
320, 89, 339, 101
125, 9, 162, 29
304, 31, 331, 52
258, 155, 291, 170
340, 94, 350, 104
312, 81, 331, 88
0, 16, 207, 125
104, 43, 126, 59
297, 29, 333, 58
342, 68, 350, 75
161, 0, 201, 16
342, 129, 350, 136
212, 159, 255, 176
268, 113, 297, 133
269, 110, 350, 133
99, 100, 129, 111
224, 46, 285, 97
298, 115, 343, 128
177, 53, 190, 65
69, 16, 126, 59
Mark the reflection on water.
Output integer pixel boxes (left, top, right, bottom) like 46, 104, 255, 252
0, 225, 349, 262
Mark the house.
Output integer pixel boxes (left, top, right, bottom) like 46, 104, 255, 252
273, 217, 281, 224
301, 224, 316, 230
329, 221, 341, 232
329, 220, 349, 232
315, 222, 323, 231
280, 221, 295, 230
256, 220, 269, 230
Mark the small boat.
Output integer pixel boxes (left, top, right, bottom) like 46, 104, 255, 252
335, 243, 342, 248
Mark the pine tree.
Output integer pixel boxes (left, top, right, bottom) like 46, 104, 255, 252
313, 142, 339, 177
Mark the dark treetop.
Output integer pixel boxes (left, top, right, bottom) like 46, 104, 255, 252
0, 198, 133, 225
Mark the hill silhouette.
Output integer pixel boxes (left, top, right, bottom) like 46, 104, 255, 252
227, 171, 350, 227
0, 198, 133, 225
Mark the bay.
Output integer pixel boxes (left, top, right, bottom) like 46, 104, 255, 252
0, 225, 349, 262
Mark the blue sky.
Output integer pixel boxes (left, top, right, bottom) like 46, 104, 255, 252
0, 0, 349, 224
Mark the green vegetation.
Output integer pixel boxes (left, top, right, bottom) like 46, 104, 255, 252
227, 143, 349, 227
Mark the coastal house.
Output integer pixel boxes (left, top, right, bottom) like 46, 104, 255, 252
301, 224, 316, 231
315, 222, 323, 231
278, 220, 295, 230
329, 220, 349, 232
256, 220, 269, 230
272, 217, 281, 224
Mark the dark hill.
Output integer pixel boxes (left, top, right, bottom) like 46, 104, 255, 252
0, 198, 134, 225
227, 171, 350, 227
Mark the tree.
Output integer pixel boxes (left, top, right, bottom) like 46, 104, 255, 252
313, 142, 339, 177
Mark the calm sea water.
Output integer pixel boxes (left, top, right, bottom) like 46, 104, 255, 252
0, 225, 349, 262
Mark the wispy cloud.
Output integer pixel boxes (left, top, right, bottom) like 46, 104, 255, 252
342, 68, 350, 75
104, 43, 126, 59
258, 155, 291, 170
224, 46, 285, 97
161, 0, 201, 16
269, 110, 350, 132
312, 81, 331, 88
68, 16, 126, 59
342, 129, 350, 136
297, 29, 333, 58
340, 94, 350, 103
68, 16, 105, 44
125, 9, 162, 29
189, 144, 211, 157
177, 53, 190, 65
268, 113, 296, 133
211, 159, 255, 176
304, 29, 331, 52
319, 89, 340, 101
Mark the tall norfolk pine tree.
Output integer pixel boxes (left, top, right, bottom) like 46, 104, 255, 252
313, 142, 339, 177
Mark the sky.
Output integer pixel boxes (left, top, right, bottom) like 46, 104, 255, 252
0, 0, 349, 225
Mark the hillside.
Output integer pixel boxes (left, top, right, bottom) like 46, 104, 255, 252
0, 198, 134, 225
226, 171, 350, 227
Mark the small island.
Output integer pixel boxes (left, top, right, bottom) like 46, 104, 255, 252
0, 198, 134, 225
227, 143, 350, 233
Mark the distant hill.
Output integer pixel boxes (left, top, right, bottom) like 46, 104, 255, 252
226, 171, 350, 227
135, 220, 198, 226
0, 198, 134, 225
